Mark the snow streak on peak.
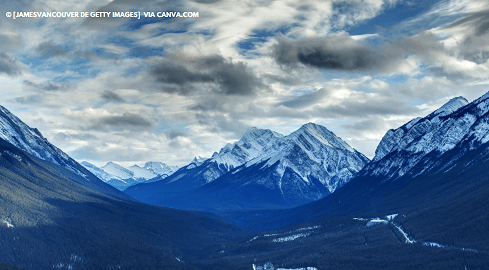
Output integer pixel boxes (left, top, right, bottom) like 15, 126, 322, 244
81, 161, 120, 182
292, 123, 355, 153
102, 162, 134, 179
0, 104, 87, 179
211, 128, 284, 170
370, 91, 489, 179
144, 161, 178, 176
431, 96, 468, 116
243, 123, 369, 193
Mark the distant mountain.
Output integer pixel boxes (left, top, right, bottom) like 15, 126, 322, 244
127, 128, 283, 196
0, 137, 245, 269
125, 123, 369, 211
142, 161, 178, 178
102, 161, 135, 179
81, 161, 179, 190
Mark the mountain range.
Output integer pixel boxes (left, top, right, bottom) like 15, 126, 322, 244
1, 91, 489, 269
197, 92, 489, 269
125, 123, 370, 211
81, 161, 178, 190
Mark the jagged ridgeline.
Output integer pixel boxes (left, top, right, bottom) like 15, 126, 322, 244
125, 123, 370, 211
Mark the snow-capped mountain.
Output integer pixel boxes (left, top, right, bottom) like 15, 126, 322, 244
242, 123, 369, 193
0, 105, 87, 178
263, 91, 489, 247
142, 127, 284, 193
102, 162, 135, 179
143, 161, 178, 177
125, 123, 369, 210
0, 105, 127, 199
211, 127, 284, 171
81, 161, 179, 190
81, 161, 118, 182
365, 94, 484, 180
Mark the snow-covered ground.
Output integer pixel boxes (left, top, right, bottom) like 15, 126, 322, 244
355, 214, 478, 251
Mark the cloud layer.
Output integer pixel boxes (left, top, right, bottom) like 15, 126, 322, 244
1, 0, 489, 166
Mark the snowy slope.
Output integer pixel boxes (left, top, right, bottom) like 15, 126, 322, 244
102, 162, 134, 179
143, 161, 178, 177
243, 123, 369, 193
0, 105, 128, 199
366, 93, 489, 180
81, 161, 120, 182
82, 161, 179, 190
211, 127, 284, 171
0, 105, 88, 178
129, 164, 157, 179
126, 123, 370, 210
162, 128, 284, 186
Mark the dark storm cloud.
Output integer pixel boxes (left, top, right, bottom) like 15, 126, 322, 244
164, 130, 187, 140
271, 31, 462, 74
36, 42, 70, 57
152, 62, 213, 87
280, 88, 331, 109
0, 52, 23, 76
23, 80, 69, 92
192, 0, 221, 3
101, 90, 125, 102
94, 113, 152, 130
272, 35, 383, 71
151, 54, 265, 96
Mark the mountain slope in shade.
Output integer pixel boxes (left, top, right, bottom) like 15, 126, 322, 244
0, 105, 88, 179
231, 92, 489, 251
126, 123, 369, 211
0, 106, 127, 199
0, 138, 245, 269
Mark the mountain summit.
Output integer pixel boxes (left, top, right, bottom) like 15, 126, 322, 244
125, 123, 369, 210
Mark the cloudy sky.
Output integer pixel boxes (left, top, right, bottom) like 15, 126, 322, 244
1, 0, 489, 167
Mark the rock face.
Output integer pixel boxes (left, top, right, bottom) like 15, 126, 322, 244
125, 123, 369, 211
365, 94, 486, 181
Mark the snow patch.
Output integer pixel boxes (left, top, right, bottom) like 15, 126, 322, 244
366, 218, 388, 226
272, 233, 310, 242
2, 218, 14, 228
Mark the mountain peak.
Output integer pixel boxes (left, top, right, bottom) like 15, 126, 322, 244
431, 96, 468, 116
292, 122, 354, 152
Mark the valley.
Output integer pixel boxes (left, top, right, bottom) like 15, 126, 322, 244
1, 90, 489, 269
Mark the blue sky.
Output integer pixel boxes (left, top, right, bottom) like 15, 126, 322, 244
1, 0, 489, 167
